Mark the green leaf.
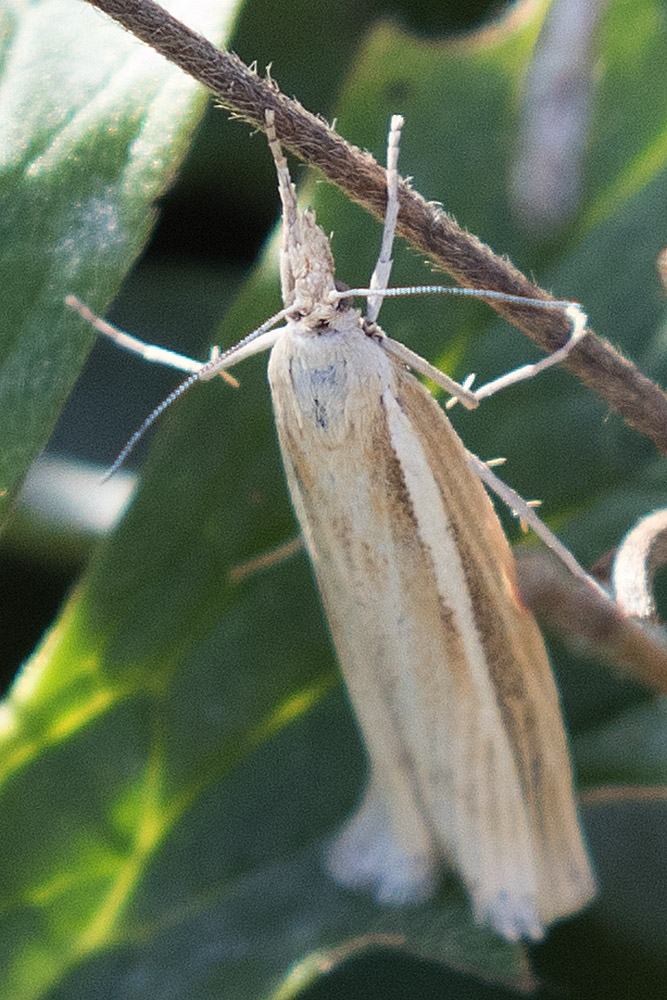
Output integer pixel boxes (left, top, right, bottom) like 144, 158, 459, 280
0, 0, 240, 529
576, 700, 667, 787
582, 791, 667, 959
2, 0, 667, 997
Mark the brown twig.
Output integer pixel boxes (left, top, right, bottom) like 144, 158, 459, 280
84, 0, 667, 452
517, 550, 667, 693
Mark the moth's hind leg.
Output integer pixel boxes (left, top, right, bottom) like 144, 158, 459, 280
469, 450, 609, 598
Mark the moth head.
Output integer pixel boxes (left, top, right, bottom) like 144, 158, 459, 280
281, 209, 340, 327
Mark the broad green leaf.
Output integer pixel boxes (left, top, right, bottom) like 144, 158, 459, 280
0, 0, 241, 530
576, 699, 667, 787
2, 0, 667, 997
582, 791, 667, 959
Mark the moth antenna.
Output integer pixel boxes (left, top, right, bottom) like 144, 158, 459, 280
335, 284, 585, 317
102, 374, 200, 481
102, 305, 292, 480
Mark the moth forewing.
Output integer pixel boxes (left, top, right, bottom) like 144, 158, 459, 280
392, 368, 594, 928
268, 320, 594, 940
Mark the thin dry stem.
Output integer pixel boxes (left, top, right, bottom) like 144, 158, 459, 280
84, 0, 667, 452
517, 550, 667, 693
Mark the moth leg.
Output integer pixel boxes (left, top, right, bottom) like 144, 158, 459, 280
366, 115, 404, 325
468, 449, 609, 599
381, 301, 587, 409
229, 535, 303, 583
264, 109, 299, 240
64, 295, 236, 382
325, 778, 441, 906
381, 335, 479, 409
470, 303, 588, 401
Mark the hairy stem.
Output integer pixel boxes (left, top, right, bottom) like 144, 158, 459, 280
84, 0, 667, 452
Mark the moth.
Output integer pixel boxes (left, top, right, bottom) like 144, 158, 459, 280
67, 111, 596, 940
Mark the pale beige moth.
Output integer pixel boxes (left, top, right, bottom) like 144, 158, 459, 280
67, 112, 597, 940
